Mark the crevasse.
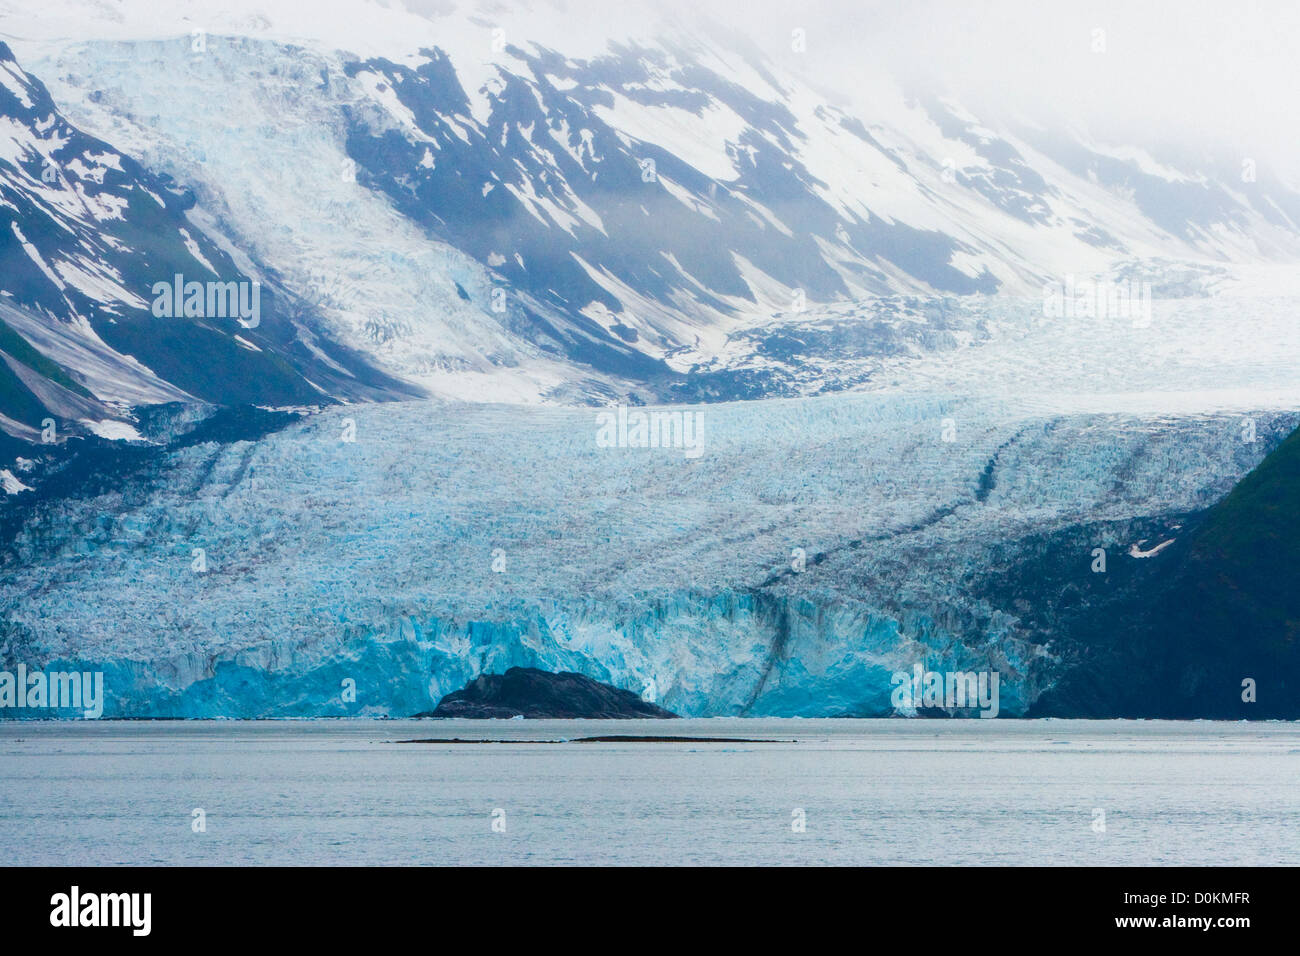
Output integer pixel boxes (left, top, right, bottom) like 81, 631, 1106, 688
1, 393, 1287, 717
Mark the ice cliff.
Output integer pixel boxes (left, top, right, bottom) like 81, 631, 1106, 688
0, 393, 1289, 716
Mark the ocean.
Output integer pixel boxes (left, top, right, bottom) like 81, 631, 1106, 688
1, 719, 1296, 866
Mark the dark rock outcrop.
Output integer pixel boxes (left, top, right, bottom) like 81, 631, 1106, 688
423, 667, 679, 719
1028, 423, 1300, 718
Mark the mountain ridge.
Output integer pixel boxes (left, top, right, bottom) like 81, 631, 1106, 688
1, 0, 1297, 418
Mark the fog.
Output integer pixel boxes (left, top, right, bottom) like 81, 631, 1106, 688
424, 0, 1300, 181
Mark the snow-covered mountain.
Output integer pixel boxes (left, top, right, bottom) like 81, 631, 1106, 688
1, 1, 1298, 719
0, 37, 420, 449
1, 0, 1298, 419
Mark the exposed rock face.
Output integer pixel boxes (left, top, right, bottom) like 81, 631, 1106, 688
427, 668, 679, 719
1030, 424, 1300, 719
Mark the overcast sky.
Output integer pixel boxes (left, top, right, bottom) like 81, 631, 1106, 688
745, 0, 1297, 174
451, 0, 1300, 181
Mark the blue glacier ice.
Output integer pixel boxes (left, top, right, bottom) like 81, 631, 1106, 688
0, 392, 1290, 717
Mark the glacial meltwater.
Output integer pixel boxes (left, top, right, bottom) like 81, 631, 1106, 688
1, 719, 1296, 866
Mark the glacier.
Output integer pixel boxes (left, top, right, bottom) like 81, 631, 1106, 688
0, 0, 1297, 720
8, 0, 1300, 407
1, 391, 1291, 717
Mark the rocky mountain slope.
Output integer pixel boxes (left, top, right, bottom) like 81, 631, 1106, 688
0, 41, 415, 445
1029, 422, 1300, 718
0, 0, 1297, 418
0, 0, 1296, 719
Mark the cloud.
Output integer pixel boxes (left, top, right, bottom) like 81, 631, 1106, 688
428, 0, 1300, 181
730, 0, 1300, 180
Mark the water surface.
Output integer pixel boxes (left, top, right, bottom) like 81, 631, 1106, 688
1, 719, 1295, 865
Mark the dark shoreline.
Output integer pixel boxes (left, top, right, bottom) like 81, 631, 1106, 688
395, 735, 795, 744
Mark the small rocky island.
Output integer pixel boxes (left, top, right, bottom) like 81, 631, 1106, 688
422, 667, 679, 719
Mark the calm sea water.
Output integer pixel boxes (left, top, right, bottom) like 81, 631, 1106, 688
1, 719, 1296, 865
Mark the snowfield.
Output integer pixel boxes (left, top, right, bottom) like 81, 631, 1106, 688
6, 0, 1298, 405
